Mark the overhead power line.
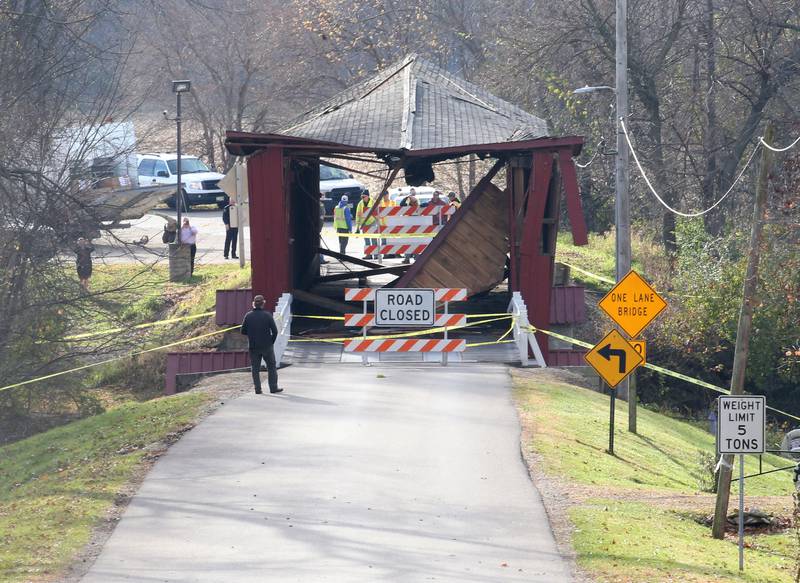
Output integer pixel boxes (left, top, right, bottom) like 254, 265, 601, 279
759, 135, 800, 152
620, 119, 762, 218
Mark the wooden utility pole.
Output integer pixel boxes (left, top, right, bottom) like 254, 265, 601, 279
613, 0, 636, 429
711, 123, 775, 539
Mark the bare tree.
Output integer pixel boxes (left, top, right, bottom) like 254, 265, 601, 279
0, 0, 158, 440
492, 0, 800, 253
292, 0, 496, 83
140, 0, 305, 170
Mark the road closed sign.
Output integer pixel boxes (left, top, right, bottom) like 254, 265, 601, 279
374, 288, 435, 327
717, 395, 765, 454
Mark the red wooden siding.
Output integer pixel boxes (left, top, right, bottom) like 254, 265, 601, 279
165, 351, 250, 395
516, 152, 557, 356
247, 147, 289, 306
558, 150, 589, 246
546, 349, 587, 366
549, 286, 586, 324
215, 289, 254, 326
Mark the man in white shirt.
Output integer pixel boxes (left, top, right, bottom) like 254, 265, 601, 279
180, 217, 198, 275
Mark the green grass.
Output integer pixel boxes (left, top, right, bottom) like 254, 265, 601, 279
556, 231, 661, 291
86, 263, 251, 331
517, 374, 792, 495
570, 501, 794, 583
0, 392, 211, 582
82, 263, 251, 395
513, 371, 798, 582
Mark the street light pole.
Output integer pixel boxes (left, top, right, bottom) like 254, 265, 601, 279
615, 0, 630, 286
172, 80, 191, 244
176, 90, 183, 242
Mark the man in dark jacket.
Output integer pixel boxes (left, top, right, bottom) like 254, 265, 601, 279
222, 202, 239, 260
240, 295, 282, 394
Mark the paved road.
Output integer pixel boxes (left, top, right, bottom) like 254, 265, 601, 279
94, 208, 383, 266
93, 208, 249, 265
82, 365, 571, 582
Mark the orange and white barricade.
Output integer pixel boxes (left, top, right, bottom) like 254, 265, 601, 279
363, 205, 456, 258
344, 287, 467, 365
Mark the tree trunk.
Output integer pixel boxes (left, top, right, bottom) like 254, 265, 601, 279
711, 123, 775, 539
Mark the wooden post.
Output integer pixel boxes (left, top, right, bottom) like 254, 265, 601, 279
711, 123, 774, 539
247, 146, 289, 306
628, 373, 638, 433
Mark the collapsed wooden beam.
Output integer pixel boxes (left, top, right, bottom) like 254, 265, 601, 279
313, 265, 409, 284
319, 248, 383, 269
291, 289, 353, 314
394, 158, 506, 291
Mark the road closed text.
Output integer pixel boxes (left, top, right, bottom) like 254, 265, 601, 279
374, 289, 436, 327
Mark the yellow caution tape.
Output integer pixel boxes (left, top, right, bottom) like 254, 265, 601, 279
293, 313, 513, 321
526, 324, 800, 423
324, 230, 437, 239
466, 340, 516, 348
289, 315, 514, 343
556, 260, 616, 285
0, 326, 239, 394
466, 313, 513, 318
555, 260, 702, 300
64, 311, 216, 341
497, 316, 516, 342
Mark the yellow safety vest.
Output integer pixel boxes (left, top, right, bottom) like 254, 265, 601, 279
356, 199, 376, 227
378, 196, 394, 226
333, 205, 348, 230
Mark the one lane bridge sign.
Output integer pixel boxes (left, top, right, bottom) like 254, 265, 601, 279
584, 329, 644, 388
599, 270, 667, 338
374, 288, 435, 327
717, 395, 765, 454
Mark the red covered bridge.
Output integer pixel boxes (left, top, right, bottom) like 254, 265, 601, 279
168, 54, 591, 391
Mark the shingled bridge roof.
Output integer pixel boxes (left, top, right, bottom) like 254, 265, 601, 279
274, 54, 549, 152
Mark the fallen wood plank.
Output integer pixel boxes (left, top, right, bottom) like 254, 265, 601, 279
313, 265, 408, 284
291, 289, 353, 314
318, 248, 382, 269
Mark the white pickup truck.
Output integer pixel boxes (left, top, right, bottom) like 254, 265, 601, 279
137, 153, 228, 210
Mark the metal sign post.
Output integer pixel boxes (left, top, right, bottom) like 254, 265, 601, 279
596, 270, 667, 432
609, 387, 616, 455
584, 329, 642, 456
717, 394, 766, 572
738, 454, 744, 571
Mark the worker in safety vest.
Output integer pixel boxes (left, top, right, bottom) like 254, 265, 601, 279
356, 192, 378, 259
447, 191, 461, 209
378, 191, 394, 255
400, 194, 420, 264
333, 195, 353, 255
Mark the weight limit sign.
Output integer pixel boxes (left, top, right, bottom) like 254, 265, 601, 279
717, 395, 765, 454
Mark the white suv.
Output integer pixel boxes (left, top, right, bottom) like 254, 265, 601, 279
137, 153, 228, 209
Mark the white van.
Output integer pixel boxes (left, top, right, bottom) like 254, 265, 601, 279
137, 153, 228, 210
